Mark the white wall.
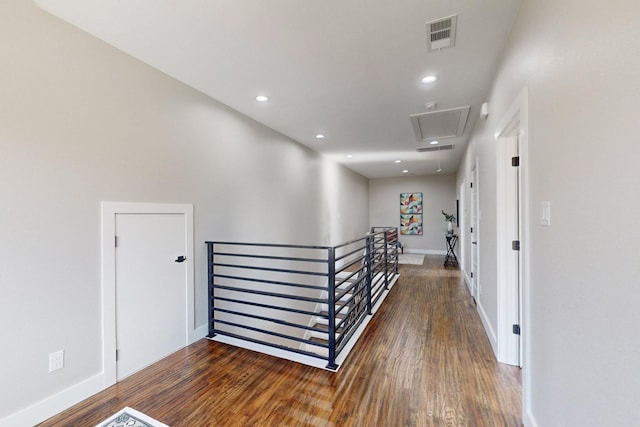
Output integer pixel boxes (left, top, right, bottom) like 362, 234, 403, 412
0, 1, 368, 423
458, 0, 640, 425
369, 174, 457, 253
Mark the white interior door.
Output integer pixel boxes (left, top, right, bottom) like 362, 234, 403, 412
496, 134, 523, 366
470, 165, 479, 300
505, 136, 522, 365
458, 181, 466, 283
115, 213, 187, 380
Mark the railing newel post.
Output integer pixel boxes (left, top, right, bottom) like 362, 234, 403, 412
207, 242, 216, 338
395, 227, 399, 275
326, 247, 338, 370
366, 234, 373, 315
383, 231, 389, 289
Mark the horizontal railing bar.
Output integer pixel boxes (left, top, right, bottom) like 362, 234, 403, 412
335, 313, 368, 355
335, 257, 365, 276
213, 284, 326, 303
371, 292, 384, 302
372, 279, 385, 293
207, 240, 331, 250
335, 313, 359, 337
335, 269, 362, 288
213, 319, 327, 348
336, 278, 365, 300
370, 227, 395, 232
212, 262, 328, 277
332, 236, 369, 250
370, 257, 385, 271
371, 291, 384, 307
210, 330, 328, 360
334, 245, 367, 263
212, 274, 328, 291
213, 308, 329, 333
371, 271, 386, 284
334, 301, 350, 317
212, 251, 327, 264
214, 296, 323, 318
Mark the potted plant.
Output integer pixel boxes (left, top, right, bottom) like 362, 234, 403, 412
441, 210, 456, 235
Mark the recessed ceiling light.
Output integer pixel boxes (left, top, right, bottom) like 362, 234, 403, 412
421, 75, 438, 84
346, 154, 353, 158
402, 170, 409, 174
255, 95, 269, 102
395, 160, 402, 164
315, 134, 325, 139
437, 168, 443, 173
430, 140, 439, 145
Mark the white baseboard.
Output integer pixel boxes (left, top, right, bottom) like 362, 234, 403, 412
477, 300, 498, 358
2, 324, 207, 427
524, 408, 539, 427
463, 272, 473, 295
405, 249, 446, 255
191, 324, 209, 344
0, 373, 104, 427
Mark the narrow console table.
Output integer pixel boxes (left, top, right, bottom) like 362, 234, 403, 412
444, 234, 458, 266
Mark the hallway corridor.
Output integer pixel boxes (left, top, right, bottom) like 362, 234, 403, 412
40, 256, 522, 427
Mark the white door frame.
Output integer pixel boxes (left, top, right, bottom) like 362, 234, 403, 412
101, 202, 195, 387
458, 181, 466, 289
495, 87, 529, 369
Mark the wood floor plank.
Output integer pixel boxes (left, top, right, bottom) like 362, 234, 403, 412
38, 256, 521, 426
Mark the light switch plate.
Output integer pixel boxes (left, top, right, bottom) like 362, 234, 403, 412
540, 201, 551, 226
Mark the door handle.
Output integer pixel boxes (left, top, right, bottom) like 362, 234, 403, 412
175, 256, 186, 263
472, 241, 477, 245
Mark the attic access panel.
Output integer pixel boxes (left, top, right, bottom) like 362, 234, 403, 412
410, 106, 470, 141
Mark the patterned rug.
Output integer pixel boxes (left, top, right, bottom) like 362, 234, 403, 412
398, 254, 424, 265
95, 407, 169, 427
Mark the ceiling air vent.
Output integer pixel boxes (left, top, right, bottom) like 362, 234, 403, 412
410, 106, 470, 141
426, 15, 457, 51
416, 144, 454, 153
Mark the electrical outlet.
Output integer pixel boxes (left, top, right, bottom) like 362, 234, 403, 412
49, 350, 64, 372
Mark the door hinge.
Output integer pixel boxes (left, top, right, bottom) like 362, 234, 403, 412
512, 240, 520, 251
116, 349, 119, 361
512, 156, 520, 167
470, 272, 474, 278
470, 182, 473, 188
470, 227, 473, 233
513, 324, 521, 335
114, 236, 118, 248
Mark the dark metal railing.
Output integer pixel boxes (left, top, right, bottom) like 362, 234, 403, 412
205, 227, 399, 370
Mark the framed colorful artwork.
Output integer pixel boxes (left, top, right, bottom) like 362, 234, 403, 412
400, 193, 422, 214
400, 214, 423, 235
400, 193, 423, 235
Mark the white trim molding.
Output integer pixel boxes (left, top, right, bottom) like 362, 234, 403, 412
404, 249, 446, 255
477, 298, 498, 356
495, 87, 531, 424
0, 374, 103, 427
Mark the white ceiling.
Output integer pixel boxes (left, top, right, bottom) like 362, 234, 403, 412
35, 0, 522, 179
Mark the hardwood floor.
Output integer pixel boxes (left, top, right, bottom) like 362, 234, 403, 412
39, 256, 522, 427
